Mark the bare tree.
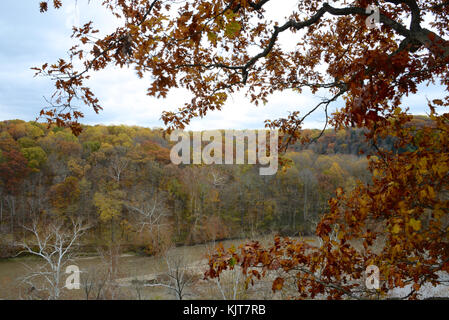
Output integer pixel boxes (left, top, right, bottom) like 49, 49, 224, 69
299, 168, 316, 227
18, 217, 89, 300
164, 254, 197, 300
203, 243, 245, 300
214, 268, 243, 300
125, 193, 168, 234
125, 192, 173, 254
130, 275, 145, 300
210, 170, 226, 187
79, 245, 124, 300
108, 149, 129, 183
80, 265, 110, 300
95, 244, 124, 299
144, 253, 197, 300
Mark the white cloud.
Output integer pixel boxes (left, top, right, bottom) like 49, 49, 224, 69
0, 0, 445, 131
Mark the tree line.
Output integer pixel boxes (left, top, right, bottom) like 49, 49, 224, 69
2, 118, 433, 256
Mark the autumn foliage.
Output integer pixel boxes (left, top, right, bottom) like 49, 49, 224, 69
33, 0, 449, 299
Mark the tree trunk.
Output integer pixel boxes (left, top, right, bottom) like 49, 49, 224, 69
303, 183, 308, 223
0, 199, 3, 229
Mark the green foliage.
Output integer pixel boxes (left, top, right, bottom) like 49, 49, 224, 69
0, 120, 374, 248
18, 137, 36, 148
21, 146, 47, 171
83, 140, 101, 154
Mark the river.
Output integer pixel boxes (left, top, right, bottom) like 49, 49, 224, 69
0, 237, 274, 300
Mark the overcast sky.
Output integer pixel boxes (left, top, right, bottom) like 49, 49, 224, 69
0, 1, 443, 131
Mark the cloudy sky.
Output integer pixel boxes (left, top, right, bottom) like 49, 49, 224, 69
0, 1, 443, 131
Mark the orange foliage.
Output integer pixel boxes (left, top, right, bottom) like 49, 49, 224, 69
35, 0, 449, 299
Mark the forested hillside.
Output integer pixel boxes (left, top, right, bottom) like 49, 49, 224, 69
0, 119, 387, 257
